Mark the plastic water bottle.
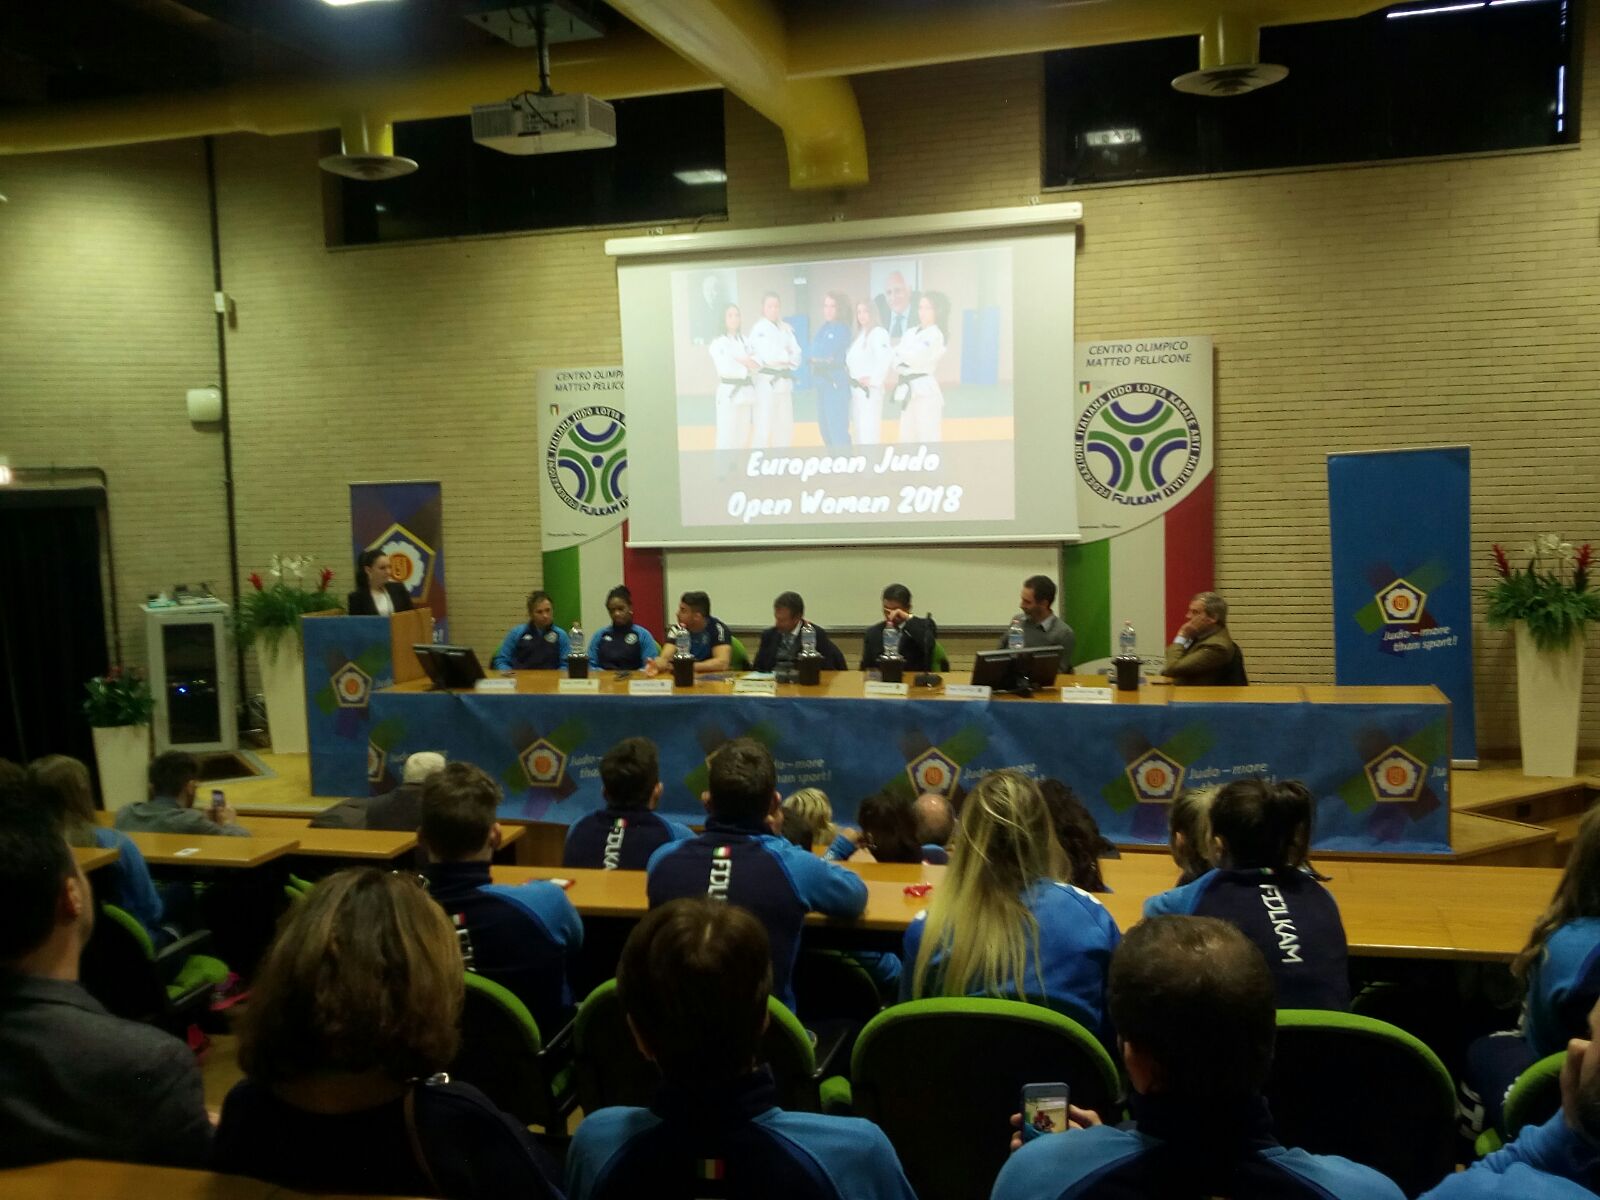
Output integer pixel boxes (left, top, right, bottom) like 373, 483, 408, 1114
882, 623, 902, 658
801, 622, 818, 656
671, 623, 696, 687
569, 620, 584, 649
1007, 616, 1025, 651
1119, 620, 1137, 658
566, 621, 587, 679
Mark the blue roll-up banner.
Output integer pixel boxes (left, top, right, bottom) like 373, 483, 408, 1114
1328, 446, 1477, 763
350, 481, 448, 642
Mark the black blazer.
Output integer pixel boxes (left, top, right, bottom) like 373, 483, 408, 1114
753, 624, 847, 672
346, 581, 413, 616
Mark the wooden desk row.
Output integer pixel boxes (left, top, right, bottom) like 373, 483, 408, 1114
0, 1157, 424, 1199
491, 853, 1557, 964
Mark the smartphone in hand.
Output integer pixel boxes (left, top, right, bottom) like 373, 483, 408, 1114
210, 788, 226, 810
1020, 1082, 1070, 1143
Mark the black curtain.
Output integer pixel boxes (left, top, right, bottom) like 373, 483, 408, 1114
0, 489, 111, 769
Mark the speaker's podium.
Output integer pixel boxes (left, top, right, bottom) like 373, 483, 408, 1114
303, 606, 433, 798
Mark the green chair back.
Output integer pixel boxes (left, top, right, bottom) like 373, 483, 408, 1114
103, 903, 156, 958
931, 640, 951, 673
850, 997, 1121, 1200
573, 979, 820, 1114
1502, 1050, 1565, 1140
729, 636, 750, 670
450, 971, 573, 1132
1268, 1009, 1457, 1197
793, 949, 883, 1024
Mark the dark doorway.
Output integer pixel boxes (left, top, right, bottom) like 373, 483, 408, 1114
0, 488, 111, 770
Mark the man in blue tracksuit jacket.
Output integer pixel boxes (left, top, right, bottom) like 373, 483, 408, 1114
646, 738, 867, 1013
565, 897, 915, 1200
564, 737, 693, 871
991, 916, 1402, 1200
420, 761, 582, 1038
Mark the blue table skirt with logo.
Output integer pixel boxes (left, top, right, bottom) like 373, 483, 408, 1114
306, 653, 1450, 857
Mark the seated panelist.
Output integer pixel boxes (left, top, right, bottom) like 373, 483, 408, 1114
492, 589, 570, 670
347, 549, 413, 617
648, 591, 732, 676
753, 591, 845, 673
860, 583, 937, 673
1164, 592, 1244, 686
589, 585, 661, 672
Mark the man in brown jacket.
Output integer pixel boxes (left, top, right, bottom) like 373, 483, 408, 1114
1164, 592, 1244, 686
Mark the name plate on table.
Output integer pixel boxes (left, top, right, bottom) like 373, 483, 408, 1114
944, 684, 992, 700
733, 676, 778, 696
1060, 687, 1114, 704
473, 678, 517, 693
629, 679, 675, 696
864, 681, 910, 698
558, 678, 601, 695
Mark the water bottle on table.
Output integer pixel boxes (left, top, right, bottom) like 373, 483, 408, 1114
671, 624, 696, 687
566, 621, 588, 679
796, 621, 822, 686
1114, 620, 1139, 691
879, 622, 905, 684
1008, 616, 1025, 652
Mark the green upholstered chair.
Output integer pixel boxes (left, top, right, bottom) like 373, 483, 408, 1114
931, 640, 951, 673
572, 979, 837, 1115
729, 635, 750, 670
849, 997, 1122, 1200
1267, 1009, 1457, 1197
1475, 1050, 1565, 1158
79, 904, 222, 1033
448, 971, 576, 1133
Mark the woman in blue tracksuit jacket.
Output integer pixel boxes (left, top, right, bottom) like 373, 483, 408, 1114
588, 585, 661, 672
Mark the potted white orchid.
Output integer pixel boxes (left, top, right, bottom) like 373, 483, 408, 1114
1486, 534, 1599, 777
240, 554, 342, 755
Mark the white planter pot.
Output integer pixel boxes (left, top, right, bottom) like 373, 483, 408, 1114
91, 723, 150, 812
1514, 622, 1586, 778
257, 635, 309, 755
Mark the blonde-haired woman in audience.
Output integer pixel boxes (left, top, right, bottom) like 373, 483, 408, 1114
782, 787, 837, 850
213, 868, 560, 1200
1167, 786, 1217, 886
29, 754, 167, 939
902, 769, 1120, 1042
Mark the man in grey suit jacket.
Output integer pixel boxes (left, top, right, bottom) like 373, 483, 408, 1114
0, 782, 211, 1168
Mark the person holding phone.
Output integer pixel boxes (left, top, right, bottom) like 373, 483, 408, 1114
113, 751, 250, 838
992, 917, 1403, 1200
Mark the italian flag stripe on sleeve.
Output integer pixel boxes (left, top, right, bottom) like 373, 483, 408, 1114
697, 1158, 725, 1180
714, 845, 731, 858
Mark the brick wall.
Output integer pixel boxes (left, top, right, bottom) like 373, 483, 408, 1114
3, 22, 1598, 754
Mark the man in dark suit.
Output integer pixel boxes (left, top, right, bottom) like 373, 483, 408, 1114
0, 780, 211, 1168
347, 549, 414, 616
860, 583, 938, 673
753, 590, 846, 673
1163, 592, 1243, 686
874, 270, 921, 344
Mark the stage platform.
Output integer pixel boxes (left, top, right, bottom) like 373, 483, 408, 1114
231, 750, 1600, 870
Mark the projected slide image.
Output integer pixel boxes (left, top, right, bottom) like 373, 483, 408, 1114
670, 247, 1016, 529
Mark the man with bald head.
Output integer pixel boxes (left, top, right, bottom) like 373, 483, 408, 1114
875, 270, 922, 344
913, 792, 955, 865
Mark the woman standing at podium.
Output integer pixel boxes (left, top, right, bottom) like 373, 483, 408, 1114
348, 549, 413, 617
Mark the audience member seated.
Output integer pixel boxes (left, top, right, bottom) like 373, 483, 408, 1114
114, 750, 249, 837
492, 589, 571, 671
1427, 994, 1600, 1198
646, 739, 867, 1013
781, 787, 838, 851
1463, 804, 1600, 1136
420, 762, 582, 1038
365, 750, 447, 833
0, 781, 211, 1168
825, 791, 943, 865
991, 916, 1403, 1200
1167, 787, 1217, 886
753, 590, 847, 673
213, 869, 560, 1200
913, 791, 956, 863
1039, 778, 1115, 894
902, 770, 1120, 1041
564, 897, 918, 1200
564, 737, 693, 871
30, 754, 168, 939
1144, 780, 1350, 1011
1163, 591, 1243, 686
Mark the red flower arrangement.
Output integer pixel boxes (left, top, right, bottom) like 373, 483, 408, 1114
249, 572, 263, 591
1486, 535, 1600, 651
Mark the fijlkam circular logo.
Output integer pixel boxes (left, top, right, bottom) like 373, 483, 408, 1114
546, 406, 628, 517
1075, 383, 1202, 506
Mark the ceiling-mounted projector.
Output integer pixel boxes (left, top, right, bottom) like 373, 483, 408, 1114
471, 93, 617, 155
